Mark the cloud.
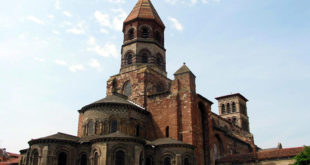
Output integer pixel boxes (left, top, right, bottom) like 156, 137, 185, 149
168, 17, 183, 31
54, 60, 67, 66
52, 30, 59, 34
69, 64, 85, 72
63, 11, 72, 17
88, 58, 102, 71
34, 57, 45, 62
66, 22, 86, 35
87, 36, 119, 58
100, 28, 109, 34
94, 9, 127, 31
27, 16, 44, 25
48, 15, 55, 19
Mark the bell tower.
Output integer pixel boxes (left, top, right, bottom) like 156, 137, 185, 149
121, 0, 166, 76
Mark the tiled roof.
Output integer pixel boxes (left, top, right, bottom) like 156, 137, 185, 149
215, 93, 248, 102
257, 147, 304, 160
29, 132, 80, 144
124, 0, 164, 27
174, 63, 194, 76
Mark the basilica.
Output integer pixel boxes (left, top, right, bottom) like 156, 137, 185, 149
19, 0, 303, 165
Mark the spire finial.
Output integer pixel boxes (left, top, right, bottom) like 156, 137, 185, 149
183, 62, 186, 65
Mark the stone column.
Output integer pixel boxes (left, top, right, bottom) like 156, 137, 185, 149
175, 154, 181, 165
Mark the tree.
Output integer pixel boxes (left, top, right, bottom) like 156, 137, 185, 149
292, 146, 310, 165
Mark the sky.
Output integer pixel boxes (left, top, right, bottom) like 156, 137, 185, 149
0, 0, 310, 153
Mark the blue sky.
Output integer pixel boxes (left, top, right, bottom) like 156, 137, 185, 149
0, 0, 309, 153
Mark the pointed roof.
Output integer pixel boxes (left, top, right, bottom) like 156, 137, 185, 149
34, 132, 80, 142
174, 63, 195, 76
124, 0, 165, 27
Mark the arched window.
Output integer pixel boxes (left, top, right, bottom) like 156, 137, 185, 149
183, 158, 190, 165
123, 81, 131, 97
232, 102, 236, 112
141, 53, 148, 63
232, 117, 237, 125
145, 157, 152, 165
136, 125, 140, 137
164, 157, 171, 165
226, 103, 231, 113
165, 126, 169, 137
111, 120, 118, 133
95, 121, 100, 135
141, 26, 150, 38
57, 152, 67, 165
155, 31, 162, 43
127, 28, 134, 40
80, 154, 87, 165
139, 152, 143, 165
94, 152, 99, 165
115, 151, 125, 165
126, 53, 132, 65
215, 134, 224, 157
32, 150, 39, 165
88, 121, 94, 135
221, 104, 225, 114
156, 54, 162, 66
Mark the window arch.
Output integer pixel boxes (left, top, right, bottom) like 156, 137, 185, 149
183, 158, 190, 165
226, 103, 231, 113
140, 25, 151, 38
165, 126, 169, 137
80, 154, 87, 165
141, 53, 148, 63
125, 53, 133, 65
221, 104, 225, 114
156, 54, 163, 66
32, 150, 39, 165
57, 152, 67, 165
111, 120, 118, 133
127, 28, 135, 40
232, 117, 237, 125
115, 150, 125, 165
155, 31, 162, 43
136, 125, 140, 137
145, 157, 152, 165
88, 121, 94, 136
94, 152, 99, 165
232, 102, 236, 112
123, 81, 131, 97
164, 157, 171, 165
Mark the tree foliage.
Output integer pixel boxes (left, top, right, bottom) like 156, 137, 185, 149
293, 146, 310, 165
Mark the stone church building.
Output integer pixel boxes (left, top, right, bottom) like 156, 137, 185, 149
19, 0, 304, 165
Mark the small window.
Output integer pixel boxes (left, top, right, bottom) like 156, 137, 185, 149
165, 126, 169, 137
80, 154, 87, 165
32, 151, 39, 165
58, 152, 67, 165
232, 117, 237, 125
145, 157, 152, 165
164, 157, 171, 165
111, 120, 118, 133
232, 102, 236, 112
221, 104, 225, 114
141, 26, 150, 38
155, 31, 161, 43
136, 125, 140, 137
123, 81, 131, 97
88, 121, 94, 135
141, 53, 148, 63
115, 151, 125, 165
227, 103, 231, 113
127, 28, 134, 40
126, 53, 132, 65
184, 158, 190, 165
94, 152, 99, 165
156, 55, 162, 66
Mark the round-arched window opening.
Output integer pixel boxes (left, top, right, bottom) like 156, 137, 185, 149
80, 154, 87, 165
156, 55, 162, 66
111, 120, 118, 133
155, 31, 161, 43
145, 157, 152, 165
58, 152, 67, 165
227, 103, 231, 113
141, 26, 150, 38
115, 151, 125, 165
232, 117, 237, 125
123, 81, 131, 97
164, 157, 171, 165
126, 53, 133, 65
88, 121, 94, 136
94, 152, 99, 165
184, 158, 190, 165
32, 150, 39, 165
127, 28, 134, 40
141, 53, 148, 63
221, 104, 225, 114
232, 102, 236, 112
